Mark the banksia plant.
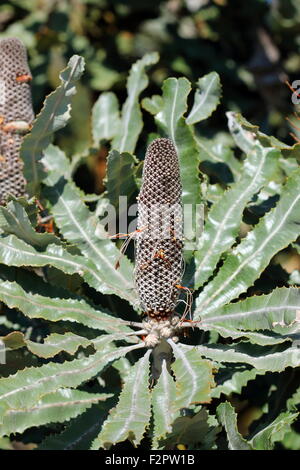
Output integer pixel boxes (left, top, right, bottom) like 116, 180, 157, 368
135, 138, 183, 321
0, 38, 34, 204
0, 53, 300, 451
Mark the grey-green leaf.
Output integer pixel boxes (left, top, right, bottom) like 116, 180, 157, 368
91, 350, 151, 449
0, 389, 111, 437
168, 340, 215, 408
250, 412, 299, 450
200, 287, 300, 340
42, 145, 137, 304
186, 72, 221, 125
194, 144, 279, 288
20, 55, 85, 195
0, 279, 131, 335
216, 402, 253, 450
1, 331, 91, 358
0, 342, 143, 413
92, 92, 120, 144
195, 168, 300, 318
112, 53, 159, 153
152, 360, 177, 448
106, 150, 138, 208
181, 343, 300, 372
0, 199, 60, 248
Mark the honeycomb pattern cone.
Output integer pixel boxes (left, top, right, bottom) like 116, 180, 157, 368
135, 138, 184, 320
0, 37, 34, 204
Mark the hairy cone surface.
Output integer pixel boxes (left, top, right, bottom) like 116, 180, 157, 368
0, 38, 34, 204
135, 138, 183, 320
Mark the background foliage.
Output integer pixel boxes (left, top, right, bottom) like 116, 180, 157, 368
0, 0, 300, 451
2, 0, 300, 189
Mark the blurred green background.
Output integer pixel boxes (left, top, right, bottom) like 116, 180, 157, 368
1, 0, 300, 190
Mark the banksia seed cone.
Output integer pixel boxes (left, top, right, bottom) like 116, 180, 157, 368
0, 38, 34, 204
135, 138, 183, 320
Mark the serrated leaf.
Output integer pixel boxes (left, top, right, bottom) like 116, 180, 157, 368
212, 366, 265, 399
168, 340, 215, 408
228, 111, 300, 160
152, 360, 177, 447
200, 287, 300, 344
0, 342, 143, 413
91, 350, 151, 449
250, 412, 299, 450
0, 280, 131, 335
195, 168, 300, 318
199, 324, 294, 347
180, 343, 300, 372
0, 234, 134, 301
112, 52, 159, 153
1, 331, 91, 358
20, 55, 85, 195
42, 145, 136, 304
92, 92, 120, 144
194, 145, 279, 288
0, 331, 25, 350
227, 111, 258, 154
205, 183, 225, 204
156, 77, 191, 141
37, 406, 112, 450
186, 72, 221, 124
27, 332, 92, 358
287, 387, 300, 411
0, 389, 111, 437
0, 199, 60, 248
42, 143, 70, 177
216, 402, 253, 450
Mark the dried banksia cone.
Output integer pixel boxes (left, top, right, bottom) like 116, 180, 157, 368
135, 138, 183, 320
0, 38, 34, 204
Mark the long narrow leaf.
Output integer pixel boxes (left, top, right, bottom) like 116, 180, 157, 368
195, 168, 300, 318
250, 412, 299, 450
186, 72, 221, 124
152, 360, 177, 448
0, 389, 111, 437
0, 234, 133, 302
194, 144, 279, 288
91, 350, 151, 449
112, 53, 159, 153
43, 145, 136, 304
0, 343, 144, 414
202, 287, 300, 328
168, 340, 215, 408
216, 402, 253, 450
20, 55, 85, 195
0, 280, 131, 334
1, 331, 91, 358
92, 92, 120, 144
180, 343, 300, 372
0, 199, 61, 248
